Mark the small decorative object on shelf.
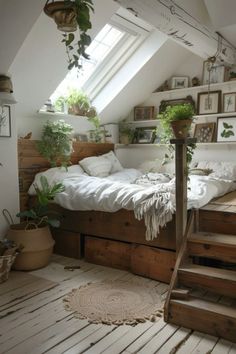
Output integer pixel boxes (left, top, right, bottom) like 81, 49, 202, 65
191, 76, 200, 87
217, 116, 236, 142
44, 99, 55, 113
223, 92, 236, 113
197, 90, 221, 115
171, 76, 188, 90
159, 95, 195, 113
134, 106, 155, 121
202, 60, 227, 85
194, 123, 216, 143
154, 80, 169, 92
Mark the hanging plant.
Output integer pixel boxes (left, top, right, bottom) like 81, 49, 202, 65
44, 0, 94, 70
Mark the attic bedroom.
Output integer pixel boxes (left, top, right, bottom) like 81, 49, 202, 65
0, 0, 236, 353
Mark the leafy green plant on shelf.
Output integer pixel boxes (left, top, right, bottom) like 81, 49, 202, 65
87, 115, 105, 142
157, 104, 196, 167
37, 120, 74, 168
118, 120, 135, 144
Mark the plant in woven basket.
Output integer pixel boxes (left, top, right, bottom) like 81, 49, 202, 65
66, 89, 92, 115
37, 120, 74, 168
17, 176, 65, 229
44, 0, 94, 71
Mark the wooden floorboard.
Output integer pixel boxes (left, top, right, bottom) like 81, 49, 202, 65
0, 255, 235, 354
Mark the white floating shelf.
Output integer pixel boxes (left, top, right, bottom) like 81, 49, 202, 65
193, 111, 236, 119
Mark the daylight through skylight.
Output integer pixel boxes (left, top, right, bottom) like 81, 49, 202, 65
50, 24, 124, 103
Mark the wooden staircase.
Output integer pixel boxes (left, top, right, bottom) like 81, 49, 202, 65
164, 210, 236, 342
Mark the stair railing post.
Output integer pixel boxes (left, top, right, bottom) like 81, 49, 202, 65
170, 138, 196, 253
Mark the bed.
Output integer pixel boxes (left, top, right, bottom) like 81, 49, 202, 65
18, 139, 236, 283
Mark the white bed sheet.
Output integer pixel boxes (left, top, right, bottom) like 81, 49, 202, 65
29, 168, 236, 240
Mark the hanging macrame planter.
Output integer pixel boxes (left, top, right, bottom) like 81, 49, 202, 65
44, 0, 77, 32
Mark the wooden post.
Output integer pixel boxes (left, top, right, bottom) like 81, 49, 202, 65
170, 138, 196, 253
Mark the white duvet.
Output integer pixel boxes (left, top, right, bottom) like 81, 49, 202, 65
29, 167, 236, 240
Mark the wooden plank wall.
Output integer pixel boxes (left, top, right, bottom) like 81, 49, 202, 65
18, 139, 114, 211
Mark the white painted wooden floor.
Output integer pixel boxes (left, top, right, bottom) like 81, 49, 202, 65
0, 255, 235, 354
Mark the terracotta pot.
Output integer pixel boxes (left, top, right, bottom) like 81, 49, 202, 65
68, 105, 86, 116
7, 224, 55, 270
170, 119, 192, 138
120, 135, 131, 145
44, 1, 77, 32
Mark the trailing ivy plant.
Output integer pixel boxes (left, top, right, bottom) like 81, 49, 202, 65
62, 0, 94, 70
37, 120, 74, 168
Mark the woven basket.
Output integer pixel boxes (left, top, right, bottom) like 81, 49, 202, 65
0, 254, 16, 283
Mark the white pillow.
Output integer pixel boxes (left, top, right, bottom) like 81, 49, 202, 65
138, 159, 162, 173
101, 151, 123, 173
196, 161, 236, 180
79, 156, 112, 177
28, 165, 85, 195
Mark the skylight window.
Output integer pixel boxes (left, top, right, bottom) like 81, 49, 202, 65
49, 8, 153, 111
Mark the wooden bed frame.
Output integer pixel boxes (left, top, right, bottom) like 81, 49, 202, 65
18, 139, 176, 283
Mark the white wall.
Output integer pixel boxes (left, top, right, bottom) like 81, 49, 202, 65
0, 106, 19, 238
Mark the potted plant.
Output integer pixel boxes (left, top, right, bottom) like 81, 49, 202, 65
118, 120, 135, 144
87, 115, 105, 142
65, 89, 92, 115
44, 0, 94, 71
37, 120, 74, 168
157, 104, 196, 166
6, 176, 65, 270
158, 103, 195, 139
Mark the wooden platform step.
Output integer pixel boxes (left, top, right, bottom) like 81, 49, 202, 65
169, 296, 236, 342
178, 264, 236, 297
188, 232, 236, 262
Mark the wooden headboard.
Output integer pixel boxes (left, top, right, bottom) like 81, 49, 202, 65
18, 139, 114, 211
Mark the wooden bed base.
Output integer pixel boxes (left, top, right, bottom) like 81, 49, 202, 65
18, 139, 176, 283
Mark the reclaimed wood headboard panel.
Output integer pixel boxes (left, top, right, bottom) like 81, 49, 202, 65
18, 139, 114, 211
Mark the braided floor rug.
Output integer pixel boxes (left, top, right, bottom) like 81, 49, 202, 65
63, 279, 163, 325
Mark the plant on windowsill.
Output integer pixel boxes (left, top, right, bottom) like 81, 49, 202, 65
44, 0, 94, 71
65, 89, 95, 116
157, 103, 196, 166
6, 176, 65, 270
37, 119, 74, 168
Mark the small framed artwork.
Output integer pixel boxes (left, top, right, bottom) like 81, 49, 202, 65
194, 122, 216, 143
159, 95, 195, 113
0, 105, 11, 137
223, 92, 236, 113
217, 116, 236, 142
171, 76, 189, 89
134, 106, 155, 121
202, 61, 226, 85
197, 90, 221, 115
133, 127, 156, 144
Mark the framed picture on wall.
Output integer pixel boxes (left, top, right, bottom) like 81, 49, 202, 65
202, 61, 227, 85
133, 127, 156, 144
0, 105, 11, 137
223, 92, 236, 113
134, 106, 155, 121
194, 122, 216, 143
171, 76, 189, 89
197, 91, 221, 115
217, 116, 236, 142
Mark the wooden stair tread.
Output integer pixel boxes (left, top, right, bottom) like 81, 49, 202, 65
170, 296, 236, 318
179, 264, 236, 281
190, 232, 236, 246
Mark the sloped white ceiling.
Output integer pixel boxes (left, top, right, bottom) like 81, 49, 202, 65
0, 0, 45, 73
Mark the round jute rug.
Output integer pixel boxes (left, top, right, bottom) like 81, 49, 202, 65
63, 280, 163, 325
